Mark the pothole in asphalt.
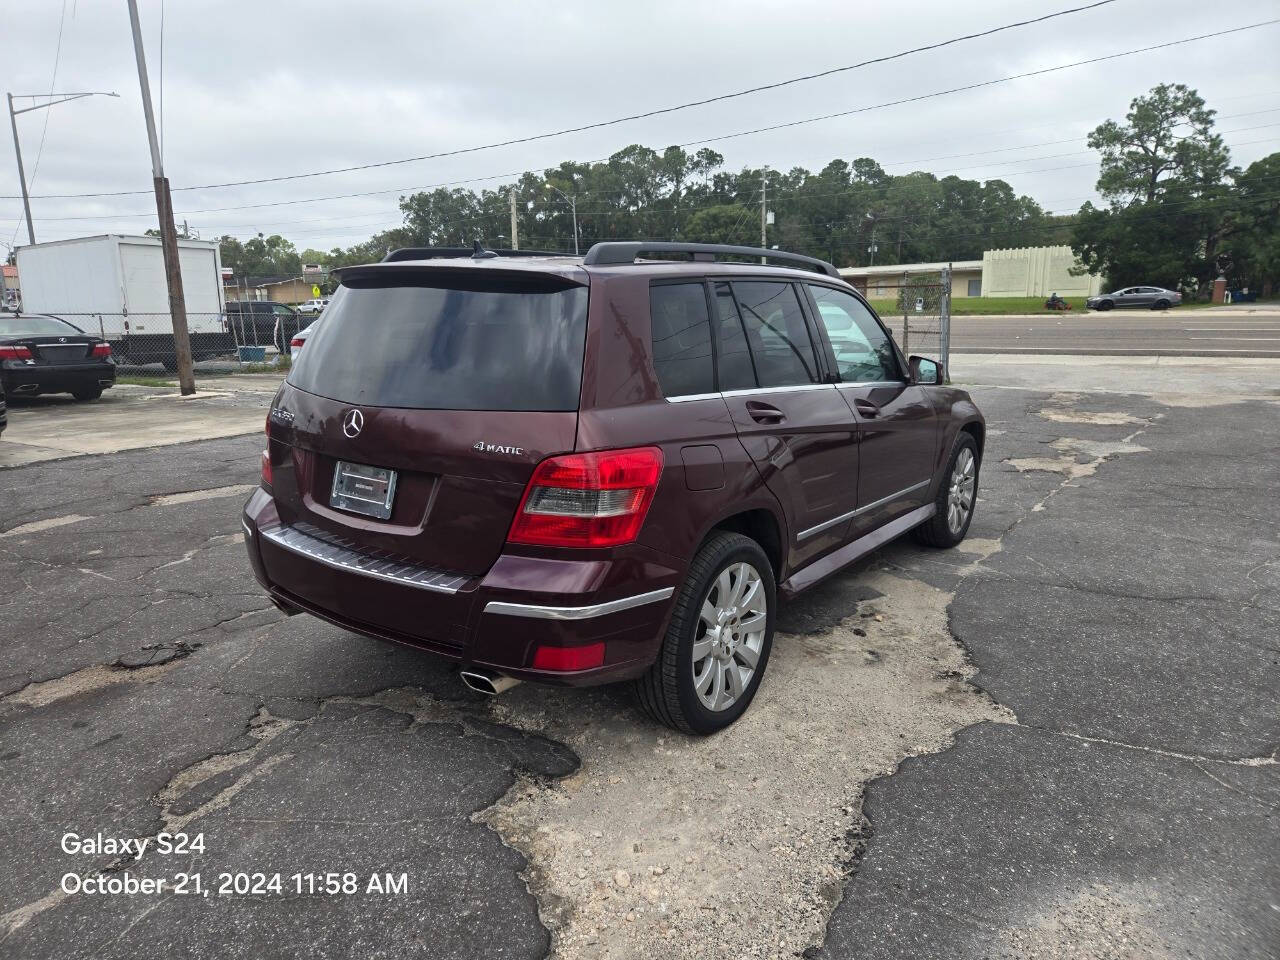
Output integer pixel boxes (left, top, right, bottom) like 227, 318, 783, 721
478, 565, 1013, 959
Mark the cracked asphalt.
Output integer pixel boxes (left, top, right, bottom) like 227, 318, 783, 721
0, 371, 1276, 959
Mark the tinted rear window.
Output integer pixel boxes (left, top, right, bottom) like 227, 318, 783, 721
649, 283, 713, 397
0, 316, 81, 337
287, 275, 588, 411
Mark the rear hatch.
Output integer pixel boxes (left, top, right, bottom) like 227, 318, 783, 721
266, 265, 589, 579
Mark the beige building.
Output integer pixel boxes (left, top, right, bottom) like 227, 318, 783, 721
838, 245, 1103, 299
839, 260, 982, 301
982, 245, 1102, 298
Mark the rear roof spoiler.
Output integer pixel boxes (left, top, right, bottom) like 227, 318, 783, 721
581, 242, 841, 279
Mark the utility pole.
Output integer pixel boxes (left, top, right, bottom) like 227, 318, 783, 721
509, 188, 518, 250
760, 168, 767, 263
6, 95, 36, 245
126, 0, 195, 395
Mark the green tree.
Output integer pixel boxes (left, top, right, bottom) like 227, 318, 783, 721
219, 234, 303, 277
1227, 153, 1280, 295
1071, 84, 1235, 293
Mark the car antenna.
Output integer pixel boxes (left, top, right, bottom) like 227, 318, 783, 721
472, 240, 498, 260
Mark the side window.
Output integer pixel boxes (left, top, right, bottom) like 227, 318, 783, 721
731, 281, 819, 387
713, 282, 756, 392
649, 283, 714, 397
808, 285, 900, 383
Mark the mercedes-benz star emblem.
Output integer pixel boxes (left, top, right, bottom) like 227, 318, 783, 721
342, 409, 364, 438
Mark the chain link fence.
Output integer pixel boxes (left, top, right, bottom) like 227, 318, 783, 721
877, 267, 952, 381
38, 311, 310, 371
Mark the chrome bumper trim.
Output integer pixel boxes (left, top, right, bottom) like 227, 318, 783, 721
258, 522, 467, 594
484, 587, 675, 621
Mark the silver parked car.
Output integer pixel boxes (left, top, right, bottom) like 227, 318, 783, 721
1086, 286, 1182, 311
290, 320, 317, 357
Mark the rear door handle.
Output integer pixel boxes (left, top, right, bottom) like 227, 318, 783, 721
852, 398, 880, 418
745, 400, 785, 424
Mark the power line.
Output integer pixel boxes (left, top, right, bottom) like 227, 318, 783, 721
35, 0, 1120, 198
10, 22, 1278, 212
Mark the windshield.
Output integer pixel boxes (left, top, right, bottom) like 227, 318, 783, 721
287, 274, 589, 411
0, 315, 82, 337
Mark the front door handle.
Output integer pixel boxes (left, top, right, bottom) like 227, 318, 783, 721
852, 398, 880, 418
745, 400, 785, 424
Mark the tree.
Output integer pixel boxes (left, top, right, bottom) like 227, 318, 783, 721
1071, 84, 1236, 293
1228, 153, 1280, 295
218, 234, 303, 278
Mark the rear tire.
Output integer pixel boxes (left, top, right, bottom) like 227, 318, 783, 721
913, 433, 980, 548
634, 532, 775, 735
72, 388, 102, 402
1153, 299, 1170, 310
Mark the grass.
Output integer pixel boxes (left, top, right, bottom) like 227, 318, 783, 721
116, 375, 176, 387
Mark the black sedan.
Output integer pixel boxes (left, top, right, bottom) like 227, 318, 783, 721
0, 314, 116, 401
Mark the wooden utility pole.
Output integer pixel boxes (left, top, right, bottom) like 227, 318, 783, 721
760, 168, 767, 263
509, 188, 519, 250
126, 0, 195, 395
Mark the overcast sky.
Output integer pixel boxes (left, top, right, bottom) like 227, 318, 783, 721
3, 0, 1278, 254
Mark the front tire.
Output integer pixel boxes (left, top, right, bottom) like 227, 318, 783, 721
1097, 300, 1113, 311
635, 532, 775, 735
914, 433, 979, 548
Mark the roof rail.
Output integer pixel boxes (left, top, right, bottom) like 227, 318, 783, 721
380, 246, 569, 263
581, 241, 841, 278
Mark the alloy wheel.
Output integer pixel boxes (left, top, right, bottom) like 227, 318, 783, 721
691, 561, 768, 712
947, 447, 976, 534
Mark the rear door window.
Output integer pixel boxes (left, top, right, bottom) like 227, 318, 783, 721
288, 275, 588, 411
649, 282, 714, 397
731, 281, 819, 387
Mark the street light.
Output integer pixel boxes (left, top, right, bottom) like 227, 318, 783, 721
543, 180, 579, 256
6, 91, 120, 245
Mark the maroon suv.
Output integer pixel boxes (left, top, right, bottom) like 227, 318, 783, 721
242, 242, 983, 734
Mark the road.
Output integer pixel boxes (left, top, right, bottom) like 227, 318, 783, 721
0, 365, 1276, 959
888, 306, 1280, 357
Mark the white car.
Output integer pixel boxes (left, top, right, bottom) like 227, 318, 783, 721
290, 321, 317, 357
296, 298, 330, 316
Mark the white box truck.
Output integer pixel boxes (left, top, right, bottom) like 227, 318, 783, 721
15, 234, 227, 368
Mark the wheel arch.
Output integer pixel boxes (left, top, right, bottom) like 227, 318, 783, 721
702, 507, 785, 581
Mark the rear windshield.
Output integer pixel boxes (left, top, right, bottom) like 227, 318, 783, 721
287, 274, 588, 411
0, 316, 82, 337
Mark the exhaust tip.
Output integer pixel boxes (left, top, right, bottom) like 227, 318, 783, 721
460, 669, 521, 696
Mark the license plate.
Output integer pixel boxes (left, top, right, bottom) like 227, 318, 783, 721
330, 460, 397, 520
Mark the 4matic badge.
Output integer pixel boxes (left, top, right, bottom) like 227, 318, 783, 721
474, 441, 524, 456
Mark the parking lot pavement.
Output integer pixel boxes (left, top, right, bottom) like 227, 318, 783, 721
0, 366, 1276, 958
0, 380, 273, 468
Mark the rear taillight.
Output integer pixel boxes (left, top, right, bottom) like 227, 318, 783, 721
0, 345, 32, 360
290, 338, 304, 349
507, 447, 663, 548
92, 342, 111, 358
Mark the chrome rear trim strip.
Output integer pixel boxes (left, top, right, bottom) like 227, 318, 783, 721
259, 523, 468, 594
796, 479, 932, 541
484, 587, 675, 621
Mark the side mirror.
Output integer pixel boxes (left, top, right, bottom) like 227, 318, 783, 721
909, 355, 943, 385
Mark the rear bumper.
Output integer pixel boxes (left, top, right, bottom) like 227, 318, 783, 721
241, 489, 681, 687
2, 361, 115, 394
